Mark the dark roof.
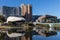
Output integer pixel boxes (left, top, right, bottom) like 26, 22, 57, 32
45, 15, 57, 18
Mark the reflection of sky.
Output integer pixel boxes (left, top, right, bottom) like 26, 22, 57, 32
32, 32, 60, 40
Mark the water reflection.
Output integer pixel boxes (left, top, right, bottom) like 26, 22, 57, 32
49, 23, 54, 31
33, 32, 60, 40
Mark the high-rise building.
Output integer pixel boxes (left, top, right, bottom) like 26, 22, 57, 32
0, 6, 21, 19
15, 7, 21, 16
21, 4, 32, 21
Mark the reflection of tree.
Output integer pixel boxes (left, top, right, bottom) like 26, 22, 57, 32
22, 22, 33, 40
24, 27, 33, 40
0, 33, 5, 40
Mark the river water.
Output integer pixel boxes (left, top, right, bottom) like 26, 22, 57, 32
32, 32, 60, 40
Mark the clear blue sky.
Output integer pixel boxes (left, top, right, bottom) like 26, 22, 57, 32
0, 0, 60, 18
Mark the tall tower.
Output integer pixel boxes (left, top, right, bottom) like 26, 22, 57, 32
21, 4, 27, 16
21, 4, 32, 21
27, 4, 32, 21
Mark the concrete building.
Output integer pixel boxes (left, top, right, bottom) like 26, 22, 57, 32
0, 6, 21, 19
6, 16, 25, 26
21, 4, 32, 21
7, 16, 25, 23
36, 15, 57, 23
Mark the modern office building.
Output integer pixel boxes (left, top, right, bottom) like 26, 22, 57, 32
36, 15, 57, 23
0, 6, 21, 19
21, 4, 32, 21
15, 7, 21, 16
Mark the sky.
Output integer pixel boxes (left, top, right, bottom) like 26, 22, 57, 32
0, 0, 60, 18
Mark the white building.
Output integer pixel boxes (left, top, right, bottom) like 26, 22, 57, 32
7, 16, 25, 23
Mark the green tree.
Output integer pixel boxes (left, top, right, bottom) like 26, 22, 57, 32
0, 15, 6, 23
8, 21, 13, 27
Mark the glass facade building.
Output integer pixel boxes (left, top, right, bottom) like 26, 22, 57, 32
0, 6, 21, 19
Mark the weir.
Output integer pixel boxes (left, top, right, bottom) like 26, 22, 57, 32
49, 23, 54, 31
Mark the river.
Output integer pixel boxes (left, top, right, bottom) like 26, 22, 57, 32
32, 31, 60, 40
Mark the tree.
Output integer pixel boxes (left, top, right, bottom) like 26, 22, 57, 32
0, 15, 6, 23
8, 21, 13, 27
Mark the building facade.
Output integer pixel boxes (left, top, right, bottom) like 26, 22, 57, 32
15, 7, 21, 16
21, 4, 32, 21
0, 6, 21, 19
36, 15, 57, 23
